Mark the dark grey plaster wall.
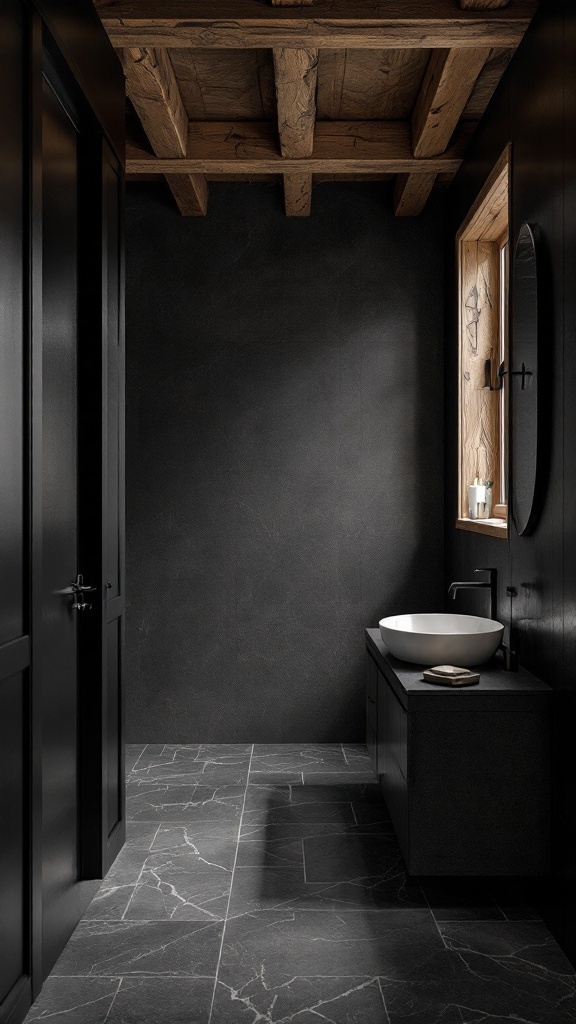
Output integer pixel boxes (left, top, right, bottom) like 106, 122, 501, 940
444, 0, 576, 963
125, 182, 445, 743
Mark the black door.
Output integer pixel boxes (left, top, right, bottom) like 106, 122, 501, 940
41, 74, 83, 978
0, 2, 30, 1019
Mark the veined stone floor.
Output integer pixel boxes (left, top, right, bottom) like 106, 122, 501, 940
25, 743, 576, 1023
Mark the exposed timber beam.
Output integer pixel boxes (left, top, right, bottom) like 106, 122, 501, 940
126, 121, 471, 175
168, 173, 209, 215
122, 46, 208, 214
283, 172, 313, 215
122, 46, 188, 153
412, 47, 490, 158
273, 47, 317, 215
393, 173, 438, 216
95, 0, 537, 50
460, 0, 510, 8
273, 48, 318, 158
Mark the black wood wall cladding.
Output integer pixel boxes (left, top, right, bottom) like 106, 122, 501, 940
0, 3, 124, 1022
125, 181, 446, 744
444, 0, 576, 966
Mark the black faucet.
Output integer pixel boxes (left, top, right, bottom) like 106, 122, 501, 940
448, 567, 497, 622
448, 568, 518, 670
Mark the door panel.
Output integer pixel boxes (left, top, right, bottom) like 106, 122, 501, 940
0, 671, 25, 1004
105, 157, 121, 602
106, 620, 121, 835
103, 148, 125, 853
0, 2, 30, 1015
41, 76, 80, 978
0, 0, 25, 649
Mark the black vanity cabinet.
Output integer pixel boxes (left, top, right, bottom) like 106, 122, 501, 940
365, 629, 551, 876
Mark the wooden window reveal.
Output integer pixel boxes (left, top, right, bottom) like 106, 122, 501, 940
456, 146, 510, 539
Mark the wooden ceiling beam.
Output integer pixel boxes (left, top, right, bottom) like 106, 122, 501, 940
393, 173, 437, 216
122, 46, 208, 214
273, 47, 317, 215
273, 48, 318, 158
460, 0, 510, 8
283, 172, 313, 215
412, 47, 490, 158
127, 120, 471, 175
95, 0, 537, 50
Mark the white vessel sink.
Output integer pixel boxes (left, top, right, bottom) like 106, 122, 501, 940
379, 613, 504, 667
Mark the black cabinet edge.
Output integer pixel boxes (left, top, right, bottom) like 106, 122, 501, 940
365, 628, 551, 712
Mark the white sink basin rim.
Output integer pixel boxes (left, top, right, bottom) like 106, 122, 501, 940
379, 612, 504, 667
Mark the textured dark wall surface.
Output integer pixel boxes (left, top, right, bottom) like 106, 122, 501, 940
444, 0, 576, 963
126, 182, 445, 744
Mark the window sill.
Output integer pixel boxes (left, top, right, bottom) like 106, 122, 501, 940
456, 517, 508, 540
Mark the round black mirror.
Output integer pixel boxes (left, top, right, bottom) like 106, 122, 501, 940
511, 222, 541, 536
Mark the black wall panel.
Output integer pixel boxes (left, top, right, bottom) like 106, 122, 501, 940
444, 0, 576, 964
125, 181, 446, 743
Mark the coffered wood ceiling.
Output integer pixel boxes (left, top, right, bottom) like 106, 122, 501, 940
94, 0, 537, 216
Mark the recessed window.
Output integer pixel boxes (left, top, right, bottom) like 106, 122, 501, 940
456, 147, 510, 539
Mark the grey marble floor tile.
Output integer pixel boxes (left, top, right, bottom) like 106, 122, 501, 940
124, 822, 162, 850
352, 801, 394, 825
105, 848, 150, 885
302, 771, 377, 785
125, 784, 245, 824
135, 744, 250, 770
128, 765, 250, 786
293, 783, 385, 805
243, 782, 385, 809
381, 921, 576, 1024
51, 920, 223, 978
342, 751, 375, 769
240, 820, 396, 841
125, 746, 146, 775
247, 771, 304, 785
218, 909, 442, 986
341, 743, 370, 757
487, 878, 543, 921
107, 977, 214, 1024
227, 856, 425, 916
250, 744, 348, 774
82, 883, 136, 921
31, 742, 573, 1024
235, 838, 305, 870
149, 823, 238, 869
132, 744, 171, 762
441, 918, 576, 979
242, 783, 390, 829
123, 850, 232, 922
211, 975, 388, 1023
129, 745, 251, 786
23, 977, 121, 1023
242, 795, 356, 827
304, 833, 423, 891
421, 878, 505, 921
252, 744, 346, 757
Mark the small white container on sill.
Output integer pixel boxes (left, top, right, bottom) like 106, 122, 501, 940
468, 482, 486, 520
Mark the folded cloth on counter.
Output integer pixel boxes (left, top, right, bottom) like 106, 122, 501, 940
422, 664, 480, 686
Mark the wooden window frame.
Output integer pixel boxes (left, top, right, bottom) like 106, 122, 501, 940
456, 145, 510, 540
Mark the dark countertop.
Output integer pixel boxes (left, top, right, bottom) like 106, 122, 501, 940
365, 628, 552, 712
